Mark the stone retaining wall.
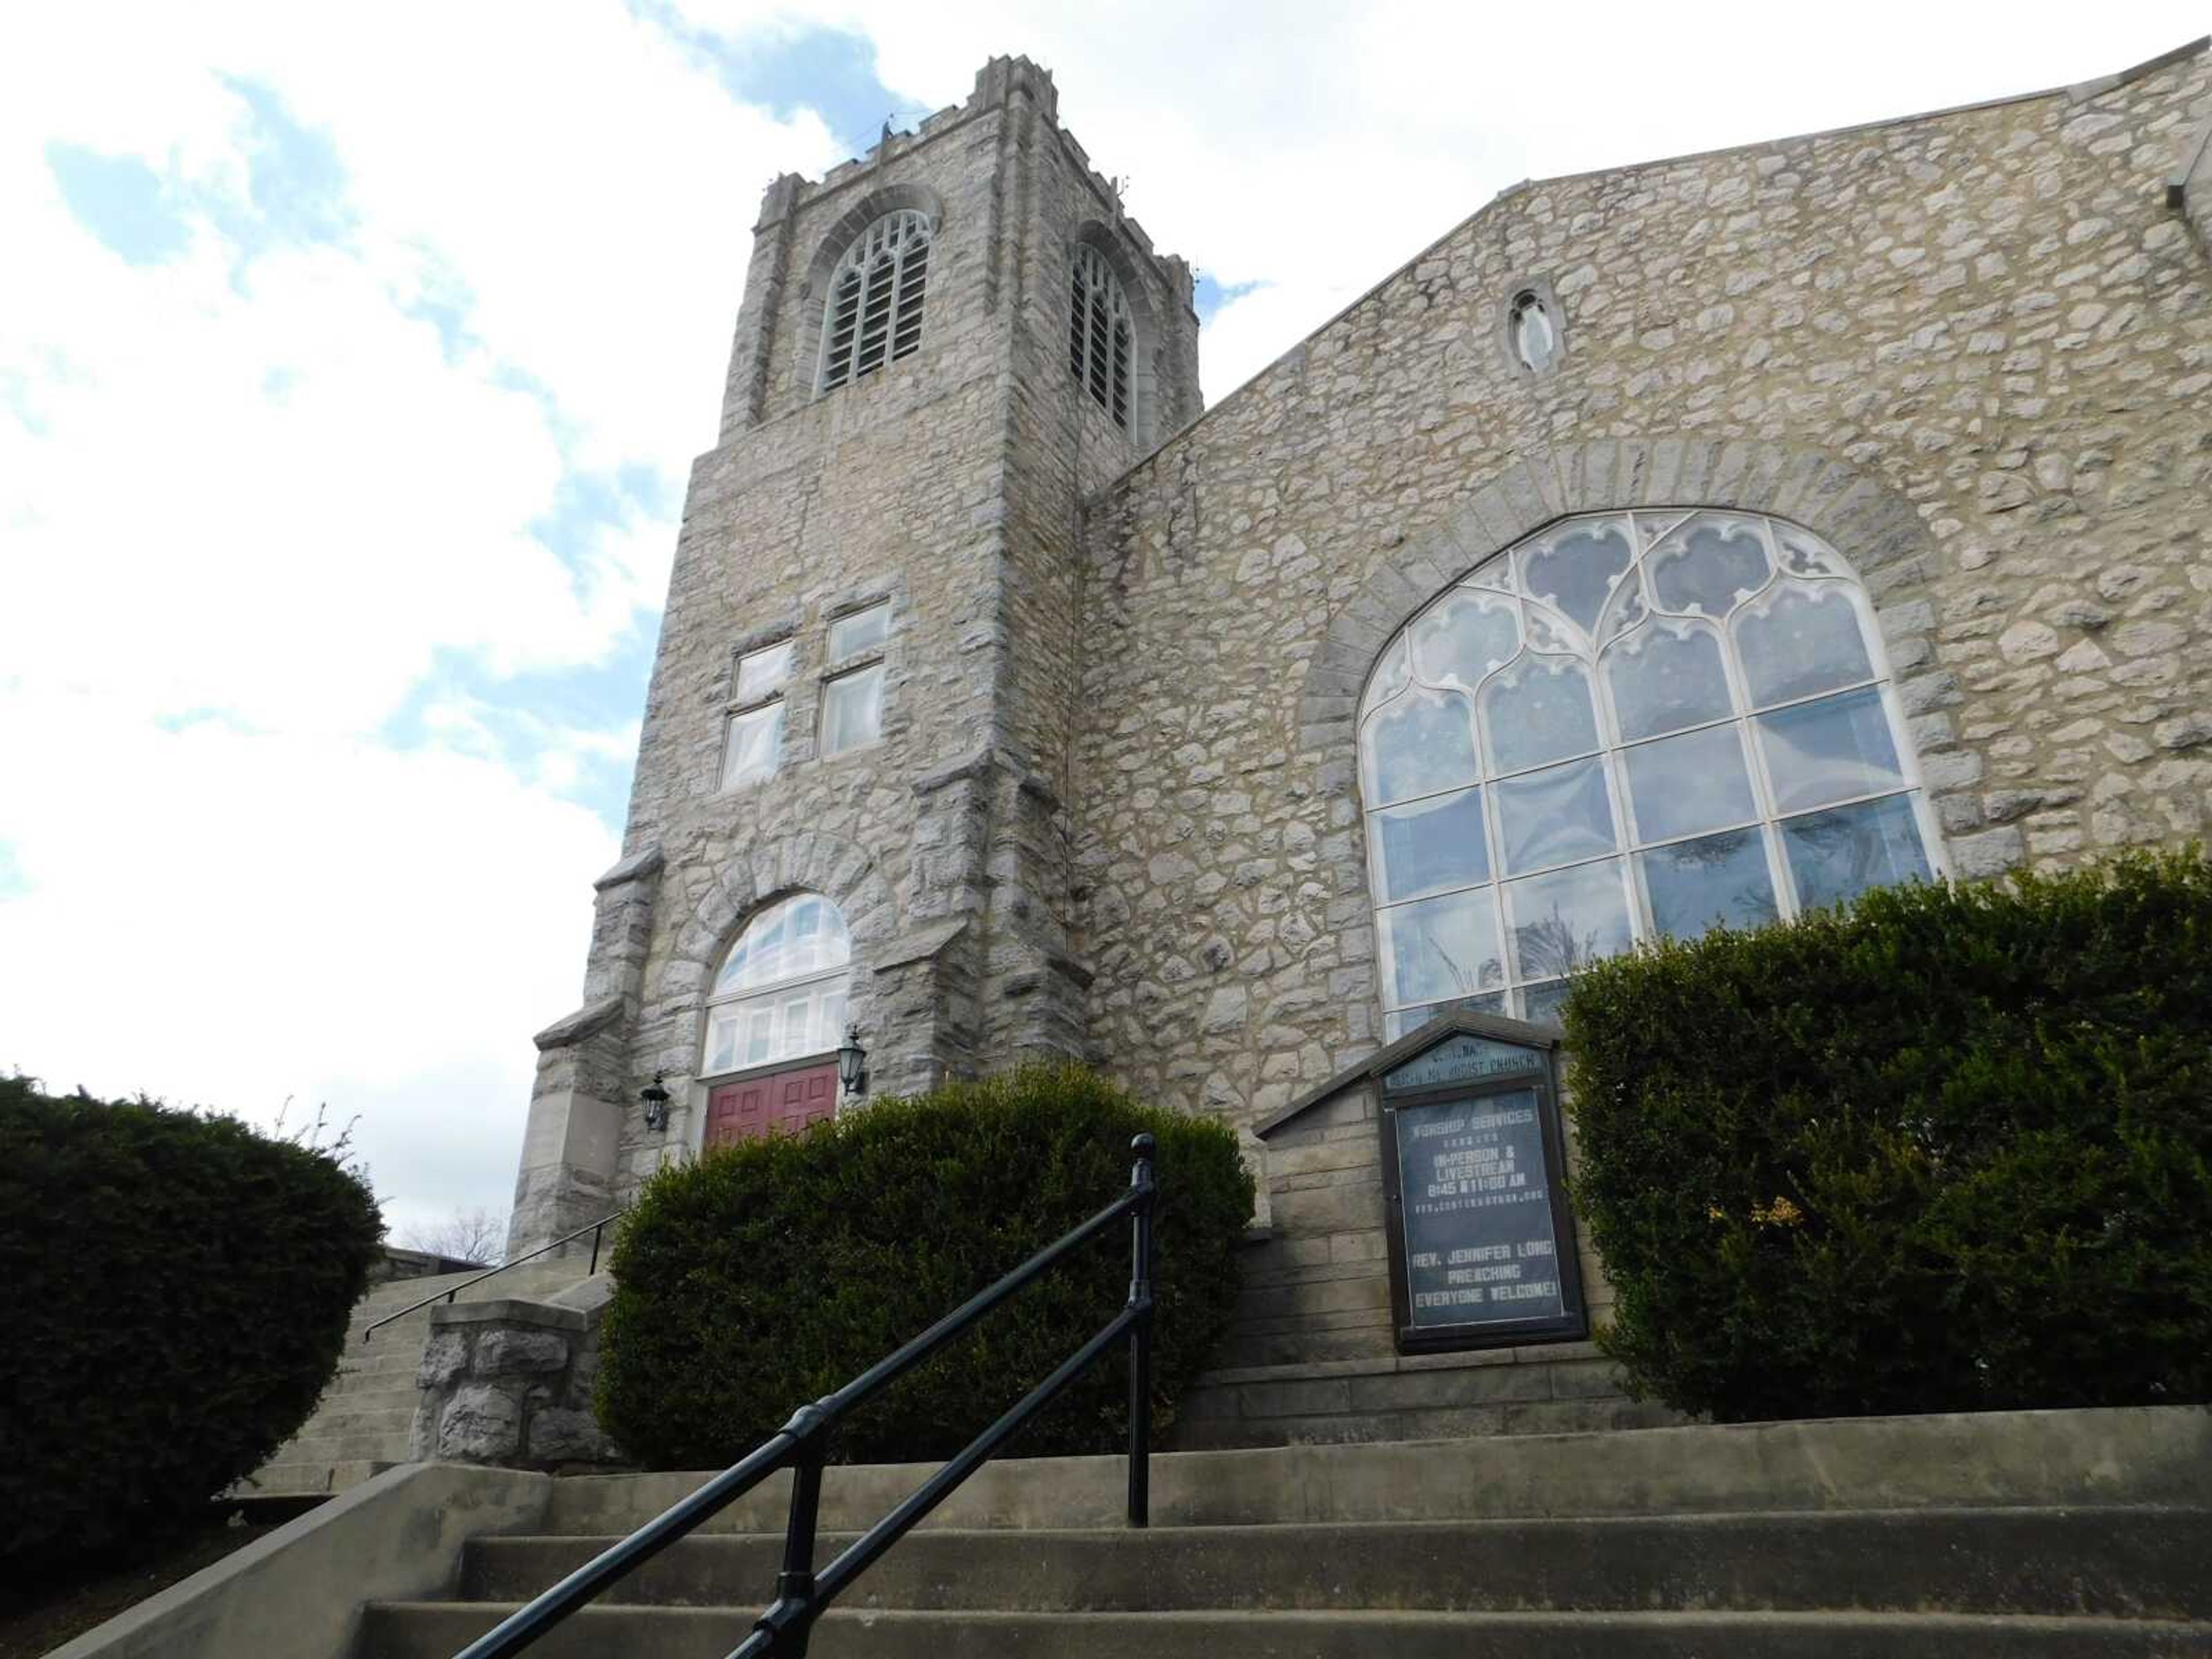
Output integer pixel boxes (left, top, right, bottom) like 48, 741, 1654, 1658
410, 1299, 624, 1473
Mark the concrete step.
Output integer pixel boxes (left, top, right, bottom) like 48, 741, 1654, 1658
357, 1604, 2212, 1658
460, 1508, 2212, 1620
274, 1430, 416, 1464
234, 1457, 391, 1498
313, 1384, 426, 1415
336, 1350, 437, 1381
297, 1404, 418, 1438
541, 1406, 2212, 1535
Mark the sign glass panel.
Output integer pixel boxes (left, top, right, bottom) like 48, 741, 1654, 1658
1392, 1088, 1568, 1331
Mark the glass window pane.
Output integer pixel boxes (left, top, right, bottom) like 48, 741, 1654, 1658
1505, 859, 1633, 984
1377, 888, 1506, 1008
1383, 992, 1505, 1041
821, 664, 886, 755
1366, 687, 1478, 804
1603, 619, 1734, 741
1640, 828, 1780, 940
828, 603, 890, 661
1362, 636, 1411, 717
1410, 591, 1519, 690
817, 990, 848, 1051
1479, 657, 1599, 774
1369, 787, 1489, 903
743, 1005, 774, 1065
1518, 980, 1571, 1027
1782, 795, 1931, 914
722, 703, 782, 790
1519, 520, 1632, 637
1734, 582, 1875, 706
780, 994, 815, 1058
1648, 517, 1772, 616
703, 1008, 740, 1075
1495, 757, 1616, 875
736, 640, 795, 703
1756, 687, 1906, 813
1513, 298, 1555, 371
1623, 724, 1757, 844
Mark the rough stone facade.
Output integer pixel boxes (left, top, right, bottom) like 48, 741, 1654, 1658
509, 56, 1201, 1254
410, 1297, 623, 1472
509, 42, 2212, 1433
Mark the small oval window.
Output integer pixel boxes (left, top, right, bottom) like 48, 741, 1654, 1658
1510, 291, 1556, 373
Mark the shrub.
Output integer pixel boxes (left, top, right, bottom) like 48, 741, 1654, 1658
596, 1062, 1252, 1469
1563, 847, 2212, 1423
0, 1080, 384, 1571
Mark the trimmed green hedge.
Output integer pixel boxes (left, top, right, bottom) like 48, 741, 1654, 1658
596, 1063, 1252, 1468
1564, 847, 2212, 1423
0, 1079, 384, 1571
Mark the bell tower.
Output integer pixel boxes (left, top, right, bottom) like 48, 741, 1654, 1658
509, 55, 1202, 1254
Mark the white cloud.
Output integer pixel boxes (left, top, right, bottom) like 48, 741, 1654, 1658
0, 1, 844, 1232
673, 0, 2212, 400
0, 686, 616, 1240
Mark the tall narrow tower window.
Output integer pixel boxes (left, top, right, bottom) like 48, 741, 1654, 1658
1068, 244, 1132, 428
817, 210, 934, 393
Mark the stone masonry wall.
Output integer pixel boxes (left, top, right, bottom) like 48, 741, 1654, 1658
411, 1298, 623, 1472
1073, 45, 2212, 1162
513, 58, 1200, 1249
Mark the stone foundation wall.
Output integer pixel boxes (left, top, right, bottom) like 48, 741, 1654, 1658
410, 1299, 623, 1474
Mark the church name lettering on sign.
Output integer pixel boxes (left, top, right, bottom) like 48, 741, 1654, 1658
1378, 1029, 1586, 1352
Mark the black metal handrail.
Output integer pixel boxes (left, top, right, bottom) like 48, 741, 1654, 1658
363, 1209, 627, 1342
451, 1132, 1158, 1659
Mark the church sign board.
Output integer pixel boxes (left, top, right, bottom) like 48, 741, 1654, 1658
1376, 1024, 1586, 1353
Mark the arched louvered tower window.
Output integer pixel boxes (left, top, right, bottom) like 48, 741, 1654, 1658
816, 210, 933, 393
1068, 243, 1132, 429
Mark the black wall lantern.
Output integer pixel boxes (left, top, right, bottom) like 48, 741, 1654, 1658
639, 1071, 672, 1132
836, 1024, 869, 1098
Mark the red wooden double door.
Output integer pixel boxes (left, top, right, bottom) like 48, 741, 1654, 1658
703, 1059, 839, 1149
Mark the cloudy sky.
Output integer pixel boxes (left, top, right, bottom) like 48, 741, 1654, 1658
3, 1, 2203, 1245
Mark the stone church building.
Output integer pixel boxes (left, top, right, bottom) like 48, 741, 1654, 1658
506, 42, 2212, 1442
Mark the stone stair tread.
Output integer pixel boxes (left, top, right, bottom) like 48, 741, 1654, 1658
358, 1603, 2212, 1658
539, 1407, 2212, 1534
459, 1507, 2212, 1619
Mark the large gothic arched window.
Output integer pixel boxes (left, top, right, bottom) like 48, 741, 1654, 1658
1358, 510, 1939, 1036
1069, 243, 1132, 428
701, 893, 851, 1075
816, 210, 933, 393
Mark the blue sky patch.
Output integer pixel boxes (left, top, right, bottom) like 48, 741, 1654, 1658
635, 5, 926, 159
0, 842, 26, 902
209, 76, 354, 256
46, 142, 191, 264
382, 640, 652, 831
1195, 274, 1264, 326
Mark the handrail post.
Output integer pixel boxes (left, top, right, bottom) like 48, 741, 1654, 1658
753, 1402, 831, 1655
1125, 1131, 1157, 1530
589, 1221, 604, 1276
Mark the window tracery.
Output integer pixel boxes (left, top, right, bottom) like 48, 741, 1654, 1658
1359, 510, 1938, 1035
817, 210, 933, 393
702, 893, 852, 1074
1069, 243, 1132, 427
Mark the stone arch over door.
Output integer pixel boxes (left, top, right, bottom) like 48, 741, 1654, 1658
1295, 437, 2009, 1039
646, 830, 899, 1143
